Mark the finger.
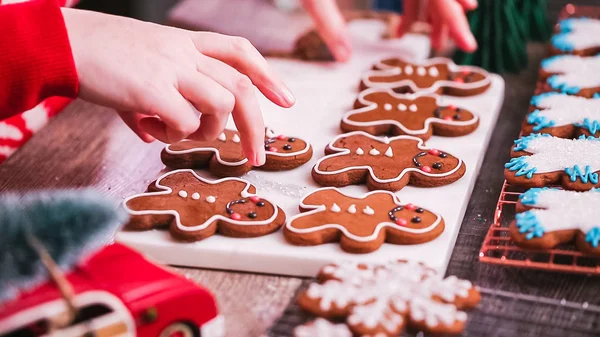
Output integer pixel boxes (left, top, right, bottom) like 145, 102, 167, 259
117, 110, 156, 143
192, 32, 295, 108
397, 0, 420, 38
431, 0, 477, 52
135, 86, 200, 143
139, 117, 169, 143
197, 56, 266, 166
178, 72, 235, 141
456, 0, 478, 11
300, 0, 351, 63
431, 21, 449, 51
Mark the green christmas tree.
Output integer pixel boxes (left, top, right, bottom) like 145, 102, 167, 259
453, 0, 549, 73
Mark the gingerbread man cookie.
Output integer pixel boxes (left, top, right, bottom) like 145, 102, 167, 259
505, 134, 600, 191
538, 55, 600, 97
297, 261, 480, 336
161, 128, 313, 177
342, 87, 479, 139
312, 131, 466, 191
510, 187, 600, 256
360, 57, 491, 96
283, 187, 444, 253
523, 92, 600, 138
123, 169, 285, 241
551, 18, 600, 56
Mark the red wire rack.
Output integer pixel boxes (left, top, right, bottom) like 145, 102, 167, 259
479, 181, 600, 275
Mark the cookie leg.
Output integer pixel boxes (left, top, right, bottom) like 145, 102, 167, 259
561, 171, 600, 191
509, 220, 576, 250
169, 219, 218, 242
208, 155, 253, 177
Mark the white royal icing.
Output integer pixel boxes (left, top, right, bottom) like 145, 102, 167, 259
331, 203, 341, 213
404, 65, 414, 75
542, 55, 600, 89
529, 94, 600, 129
363, 57, 490, 94
416, 66, 426, 76
514, 136, 600, 174
191, 192, 200, 200
232, 134, 241, 143
178, 190, 188, 198
385, 147, 393, 158
314, 131, 463, 184
218, 132, 226, 142
356, 147, 364, 155
347, 300, 403, 332
556, 18, 600, 50
285, 187, 443, 242
206, 196, 216, 203
384, 103, 392, 111
520, 188, 600, 234
265, 128, 276, 138
369, 148, 380, 156
122, 169, 279, 231
344, 88, 479, 137
293, 318, 352, 337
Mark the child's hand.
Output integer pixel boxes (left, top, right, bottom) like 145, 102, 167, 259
397, 0, 478, 52
301, 0, 352, 62
61, 8, 295, 166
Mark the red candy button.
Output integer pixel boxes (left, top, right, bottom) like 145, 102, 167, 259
448, 104, 457, 110
454, 78, 464, 84
277, 135, 286, 140
404, 203, 417, 210
428, 149, 440, 155
396, 218, 408, 226
443, 116, 453, 121
268, 147, 278, 152
421, 166, 432, 173
231, 213, 242, 220
250, 196, 261, 203
461, 69, 470, 75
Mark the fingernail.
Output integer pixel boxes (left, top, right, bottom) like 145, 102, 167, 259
334, 37, 352, 62
466, 34, 478, 51
279, 84, 296, 106
254, 150, 266, 166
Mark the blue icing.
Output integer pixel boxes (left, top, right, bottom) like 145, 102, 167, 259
547, 75, 581, 94
551, 33, 574, 52
516, 211, 545, 240
540, 55, 565, 69
512, 133, 551, 152
530, 92, 561, 106
574, 118, 600, 135
557, 17, 590, 33
564, 165, 599, 184
577, 134, 600, 140
594, 93, 600, 99
519, 187, 556, 206
527, 110, 556, 131
585, 227, 600, 248
505, 157, 537, 179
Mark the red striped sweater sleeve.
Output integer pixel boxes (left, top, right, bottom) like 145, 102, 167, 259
0, 0, 79, 120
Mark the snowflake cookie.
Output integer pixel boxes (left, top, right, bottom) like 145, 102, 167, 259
283, 187, 445, 253
293, 318, 352, 337
312, 131, 466, 191
551, 18, 600, 55
360, 57, 491, 96
297, 261, 480, 336
123, 169, 285, 241
523, 92, 600, 138
161, 128, 313, 177
505, 134, 600, 191
511, 187, 600, 255
539, 55, 600, 97
342, 87, 479, 140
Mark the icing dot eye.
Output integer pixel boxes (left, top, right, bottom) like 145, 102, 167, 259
257, 201, 266, 207
288, 137, 296, 142
283, 144, 292, 151
247, 212, 257, 219
416, 208, 424, 213
439, 153, 447, 158
411, 216, 421, 223
433, 162, 442, 169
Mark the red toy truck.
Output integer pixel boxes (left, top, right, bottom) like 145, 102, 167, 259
0, 243, 224, 337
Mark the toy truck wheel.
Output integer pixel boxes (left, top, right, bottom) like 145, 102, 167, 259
159, 322, 197, 337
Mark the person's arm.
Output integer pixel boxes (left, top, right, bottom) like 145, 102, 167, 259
0, 0, 78, 120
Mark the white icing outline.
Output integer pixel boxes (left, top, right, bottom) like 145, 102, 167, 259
314, 131, 463, 184
362, 57, 491, 94
164, 129, 311, 167
122, 169, 279, 232
343, 87, 479, 136
285, 187, 443, 241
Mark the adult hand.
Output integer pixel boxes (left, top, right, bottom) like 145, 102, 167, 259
397, 0, 478, 52
61, 8, 295, 166
301, 0, 352, 62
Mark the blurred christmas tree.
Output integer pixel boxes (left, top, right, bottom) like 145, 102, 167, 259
453, 0, 550, 73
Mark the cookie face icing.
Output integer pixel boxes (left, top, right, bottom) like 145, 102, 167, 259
312, 131, 466, 191
510, 188, 600, 255
297, 261, 480, 336
161, 128, 312, 177
342, 88, 479, 139
505, 134, 600, 190
361, 57, 491, 96
525, 92, 600, 136
283, 187, 444, 253
123, 169, 285, 241
552, 18, 600, 53
541, 55, 600, 95
293, 319, 352, 337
